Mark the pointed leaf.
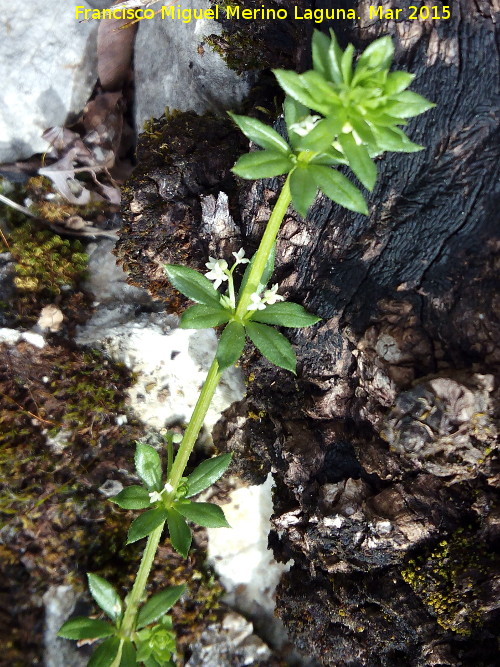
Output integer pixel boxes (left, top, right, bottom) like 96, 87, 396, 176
164, 264, 221, 307
326, 28, 344, 84
309, 165, 368, 215
228, 113, 291, 154
371, 125, 424, 152
88, 637, 121, 667
250, 302, 321, 328
87, 574, 122, 623
57, 617, 115, 640
301, 70, 341, 108
186, 453, 233, 497
356, 35, 394, 72
135, 443, 162, 491
290, 167, 318, 217
137, 584, 186, 629
384, 71, 415, 95
126, 507, 167, 544
166, 508, 192, 558
109, 486, 151, 510
312, 29, 331, 79
119, 641, 137, 667
179, 304, 231, 329
273, 69, 328, 113
216, 321, 246, 371
338, 132, 377, 191
309, 148, 346, 166
175, 501, 230, 528
232, 150, 293, 179
245, 321, 296, 374
386, 90, 436, 118
340, 44, 354, 84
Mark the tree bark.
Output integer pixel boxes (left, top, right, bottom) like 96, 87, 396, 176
119, 2, 500, 664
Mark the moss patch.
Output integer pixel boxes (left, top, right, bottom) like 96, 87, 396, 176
401, 527, 497, 635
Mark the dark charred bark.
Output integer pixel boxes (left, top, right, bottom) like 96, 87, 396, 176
119, 2, 500, 665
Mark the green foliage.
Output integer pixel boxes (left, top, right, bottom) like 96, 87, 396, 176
231, 29, 434, 218
0, 221, 87, 296
88, 573, 123, 622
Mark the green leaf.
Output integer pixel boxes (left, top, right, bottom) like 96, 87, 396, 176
179, 304, 231, 329
311, 29, 331, 79
57, 617, 115, 640
308, 148, 346, 166
290, 167, 318, 217
88, 638, 121, 667
239, 244, 276, 296
301, 70, 341, 108
232, 150, 293, 179
216, 321, 246, 371
186, 453, 233, 497
119, 641, 137, 667
340, 43, 354, 84
283, 95, 309, 148
250, 302, 321, 328
228, 113, 291, 154
166, 508, 192, 558
295, 114, 343, 152
109, 485, 151, 510
87, 574, 122, 623
175, 501, 230, 528
384, 71, 415, 95
164, 264, 221, 308
371, 125, 423, 152
245, 321, 296, 374
349, 115, 377, 148
127, 507, 167, 545
273, 69, 329, 114
309, 165, 368, 215
338, 132, 377, 191
386, 90, 436, 118
356, 35, 394, 72
137, 584, 186, 629
135, 443, 163, 491
326, 29, 344, 84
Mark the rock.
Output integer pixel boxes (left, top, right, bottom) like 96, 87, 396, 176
76, 239, 245, 430
43, 585, 90, 667
185, 611, 273, 667
134, 0, 253, 132
0, 0, 98, 163
207, 474, 290, 649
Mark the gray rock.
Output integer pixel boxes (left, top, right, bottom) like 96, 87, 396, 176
0, 0, 98, 162
186, 612, 272, 667
43, 585, 89, 667
134, 0, 254, 131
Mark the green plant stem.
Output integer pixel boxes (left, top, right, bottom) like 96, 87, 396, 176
120, 173, 292, 648
169, 358, 222, 492
235, 174, 292, 318
120, 523, 164, 637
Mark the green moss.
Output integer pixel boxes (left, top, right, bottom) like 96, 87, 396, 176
0, 220, 87, 295
401, 527, 494, 635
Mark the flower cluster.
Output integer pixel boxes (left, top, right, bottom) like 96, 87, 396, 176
248, 283, 285, 311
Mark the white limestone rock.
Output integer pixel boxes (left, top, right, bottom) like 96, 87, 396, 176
134, 0, 254, 131
0, 0, 98, 162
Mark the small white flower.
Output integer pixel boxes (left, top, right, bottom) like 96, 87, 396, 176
205, 257, 229, 289
220, 294, 235, 310
232, 248, 250, 265
149, 490, 163, 503
263, 284, 285, 305
163, 482, 174, 494
289, 115, 321, 137
247, 292, 267, 311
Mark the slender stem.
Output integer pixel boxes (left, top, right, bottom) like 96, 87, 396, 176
235, 175, 292, 318
120, 523, 164, 636
169, 358, 222, 491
